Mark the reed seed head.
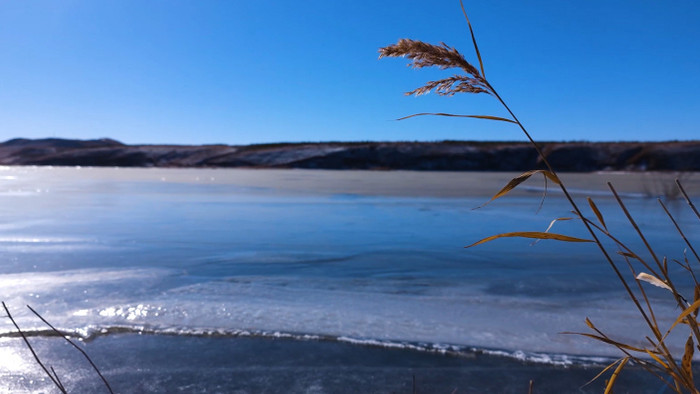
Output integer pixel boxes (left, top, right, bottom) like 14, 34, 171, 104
379, 39, 491, 96
406, 75, 490, 96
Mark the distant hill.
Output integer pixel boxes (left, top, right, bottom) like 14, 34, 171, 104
0, 138, 699, 171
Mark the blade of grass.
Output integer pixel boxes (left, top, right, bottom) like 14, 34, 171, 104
604, 357, 629, 394
459, 0, 485, 77
665, 298, 700, 335
569, 332, 650, 353
530, 217, 573, 246
677, 180, 700, 220
397, 113, 516, 123
476, 170, 560, 209
658, 198, 700, 265
587, 197, 608, 231
636, 272, 672, 292
681, 335, 694, 383
582, 358, 625, 388
466, 231, 593, 248
50, 366, 66, 392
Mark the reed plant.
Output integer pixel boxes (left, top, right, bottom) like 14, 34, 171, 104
380, 2, 700, 392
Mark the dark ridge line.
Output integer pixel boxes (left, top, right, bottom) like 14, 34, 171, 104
1, 138, 699, 171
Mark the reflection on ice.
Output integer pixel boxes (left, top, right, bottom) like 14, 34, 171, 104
0, 269, 166, 293
98, 305, 163, 320
0, 237, 85, 243
0, 340, 32, 373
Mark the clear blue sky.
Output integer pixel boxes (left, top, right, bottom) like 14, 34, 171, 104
1, 1, 698, 145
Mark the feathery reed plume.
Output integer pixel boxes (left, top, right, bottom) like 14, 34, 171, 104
379, 39, 481, 76
379, 39, 491, 97
406, 75, 490, 96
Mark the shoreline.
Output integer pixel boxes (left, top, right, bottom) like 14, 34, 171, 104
0, 334, 666, 393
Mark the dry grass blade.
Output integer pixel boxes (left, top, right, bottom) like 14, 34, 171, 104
50, 366, 66, 392
459, 0, 485, 78
636, 272, 673, 292
604, 357, 629, 394
582, 358, 626, 388
530, 217, 573, 246
378, 39, 483, 78
587, 197, 607, 231
618, 251, 640, 259
27, 305, 114, 394
570, 332, 650, 353
608, 183, 665, 272
665, 298, 700, 337
2, 302, 67, 394
658, 198, 700, 265
677, 180, 700, 220
477, 169, 560, 208
682, 335, 694, 382
397, 112, 515, 123
576, 318, 660, 354
466, 231, 593, 248
542, 217, 572, 233
645, 349, 671, 370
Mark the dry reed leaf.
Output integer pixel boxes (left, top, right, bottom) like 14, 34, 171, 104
585, 317, 595, 329
694, 285, 700, 318
567, 330, 651, 353
667, 298, 700, 335
530, 217, 573, 246
587, 197, 607, 231
645, 349, 671, 370
459, 0, 485, 77
636, 272, 673, 292
617, 251, 640, 260
397, 113, 516, 123
543, 217, 572, 233
477, 170, 560, 209
604, 357, 629, 394
466, 231, 593, 248
582, 358, 625, 388
682, 335, 694, 382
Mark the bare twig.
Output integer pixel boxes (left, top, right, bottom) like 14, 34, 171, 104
27, 305, 114, 394
677, 180, 700, 221
2, 302, 67, 393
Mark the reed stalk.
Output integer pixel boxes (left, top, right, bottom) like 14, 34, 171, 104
380, 1, 699, 392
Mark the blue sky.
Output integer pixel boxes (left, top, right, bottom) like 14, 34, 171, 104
0, 1, 698, 145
